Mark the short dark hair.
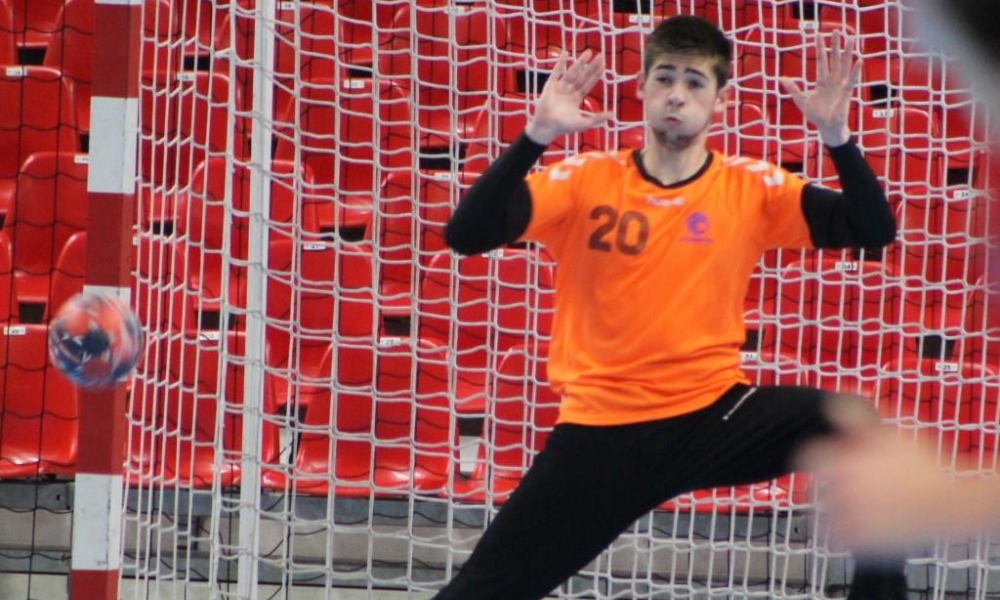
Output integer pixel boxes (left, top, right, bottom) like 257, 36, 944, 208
643, 15, 733, 89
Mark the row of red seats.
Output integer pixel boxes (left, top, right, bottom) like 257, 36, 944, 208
0, 321, 994, 512
2, 152, 991, 344
0, 64, 983, 251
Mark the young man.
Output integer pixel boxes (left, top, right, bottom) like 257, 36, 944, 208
439, 15, 902, 600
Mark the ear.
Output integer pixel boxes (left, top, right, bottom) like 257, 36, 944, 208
713, 85, 730, 114
635, 72, 646, 101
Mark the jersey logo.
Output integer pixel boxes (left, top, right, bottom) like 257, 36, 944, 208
763, 170, 785, 187
646, 196, 685, 208
548, 168, 571, 181
680, 211, 713, 244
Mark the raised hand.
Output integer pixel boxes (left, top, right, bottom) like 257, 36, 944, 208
780, 32, 862, 147
525, 50, 613, 146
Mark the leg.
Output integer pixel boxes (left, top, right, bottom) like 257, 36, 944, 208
434, 423, 668, 600
672, 385, 906, 600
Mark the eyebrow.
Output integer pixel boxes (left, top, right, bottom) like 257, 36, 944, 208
652, 64, 710, 80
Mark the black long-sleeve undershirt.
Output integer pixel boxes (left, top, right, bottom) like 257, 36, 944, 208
444, 132, 895, 256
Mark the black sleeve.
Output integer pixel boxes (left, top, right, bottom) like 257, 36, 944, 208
800, 139, 897, 249
444, 133, 547, 256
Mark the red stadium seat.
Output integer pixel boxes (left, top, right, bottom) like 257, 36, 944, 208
452, 342, 559, 503
48, 231, 86, 317
0, 324, 78, 477
336, 0, 403, 70
373, 170, 471, 317
226, 1, 347, 123
463, 92, 604, 174
774, 257, 915, 397
153, 332, 279, 488
179, 156, 321, 300
901, 57, 986, 175
44, 0, 183, 133
379, 2, 513, 150
893, 195, 991, 337
0, 0, 16, 66
0, 231, 13, 324
262, 337, 453, 498
809, 105, 943, 194
419, 248, 555, 415
264, 236, 377, 410
963, 280, 1000, 365
8, 0, 63, 52
274, 78, 412, 236
738, 347, 810, 387
877, 357, 997, 471
140, 70, 242, 188
8, 152, 88, 320
177, 0, 227, 59
0, 67, 79, 225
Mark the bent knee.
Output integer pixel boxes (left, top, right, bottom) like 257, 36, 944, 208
821, 392, 881, 433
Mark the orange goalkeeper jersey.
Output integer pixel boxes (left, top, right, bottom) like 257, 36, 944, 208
521, 149, 811, 426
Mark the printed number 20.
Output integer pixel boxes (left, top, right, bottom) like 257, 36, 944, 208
587, 206, 650, 255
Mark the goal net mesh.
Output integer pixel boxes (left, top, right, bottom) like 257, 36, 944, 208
112, 0, 1000, 597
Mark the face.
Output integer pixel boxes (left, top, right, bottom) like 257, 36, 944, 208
637, 53, 727, 151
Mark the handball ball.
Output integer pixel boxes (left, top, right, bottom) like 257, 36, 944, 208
48, 292, 144, 389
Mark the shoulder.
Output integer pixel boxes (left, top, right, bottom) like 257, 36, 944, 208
538, 150, 630, 183
716, 154, 797, 190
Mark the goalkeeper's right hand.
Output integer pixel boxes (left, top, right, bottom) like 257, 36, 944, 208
524, 50, 613, 146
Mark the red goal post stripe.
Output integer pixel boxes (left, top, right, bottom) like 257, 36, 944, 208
72, 0, 142, 598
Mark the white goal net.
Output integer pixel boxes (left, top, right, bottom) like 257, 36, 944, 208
115, 0, 1000, 598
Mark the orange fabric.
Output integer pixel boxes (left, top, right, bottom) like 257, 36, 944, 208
522, 149, 811, 425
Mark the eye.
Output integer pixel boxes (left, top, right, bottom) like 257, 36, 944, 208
657, 76, 673, 85
688, 79, 704, 89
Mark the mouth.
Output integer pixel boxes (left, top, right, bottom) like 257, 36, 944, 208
664, 116, 683, 126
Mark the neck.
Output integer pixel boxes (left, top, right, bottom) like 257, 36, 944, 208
640, 130, 711, 187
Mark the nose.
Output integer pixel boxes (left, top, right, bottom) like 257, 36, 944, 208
666, 86, 685, 107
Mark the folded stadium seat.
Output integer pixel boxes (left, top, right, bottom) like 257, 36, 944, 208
419, 248, 556, 416
175, 157, 322, 332
450, 342, 559, 504
274, 77, 412, 238
0, 0, 16, 66
263, 236, 377, 411
808, 105, 943, 195
130, 230, 176, 332
44, 0, 182, 135
854, 1, 904, 57
8, 0, 63, 58
335, 0, 404, 72
379, 1, 514, 153
0, 323, 78, 478
773, 256, 914, 398
153, 331, 279, 489
963, 279, 1000, 366
139, 70, 243, 192
877, 357, 997, 472
373, 170, 473, 318
892, 195, 991, 342
261, 337, 453, 499
48, 230, 85, 317
497, 0, 580, 57
7, 152, 88, 322
0, 231, 13, 324
177, 0, 228, 63
901, 57, 986, 181
462, 92, 604, 174
0, 66, 79, 227
738, 346, 810, 387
